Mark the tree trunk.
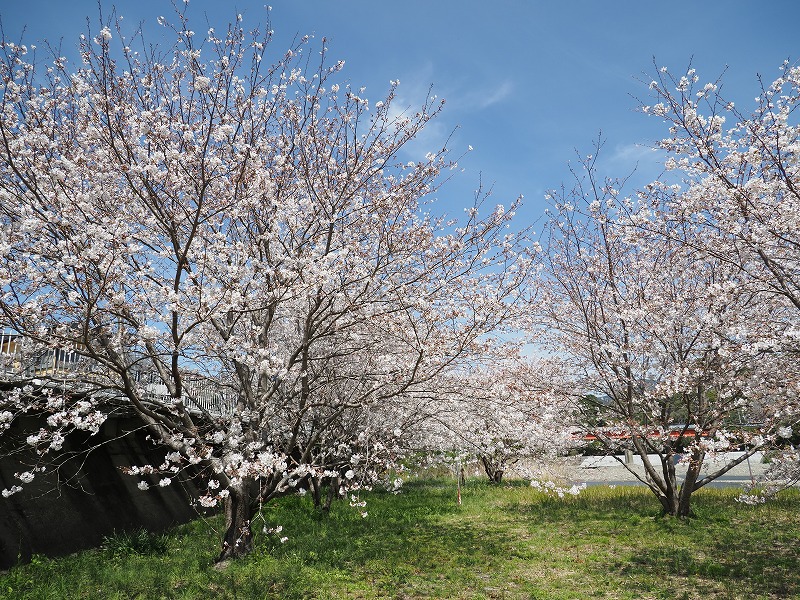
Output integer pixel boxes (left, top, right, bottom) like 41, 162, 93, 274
322, 476, 339, 512
656, 489, 679, 516
657, 484, 694, 518
217, 481, 255, 562
653, 452, 702, 518
480, 456, 504, 484
676, 449, 704, 518
310, 475, 322, 509
639, 450, 682, 518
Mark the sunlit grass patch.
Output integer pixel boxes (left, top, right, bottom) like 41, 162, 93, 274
1, 480, 798, 599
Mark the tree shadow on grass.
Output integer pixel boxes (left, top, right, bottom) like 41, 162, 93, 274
501, 486, 800, 599
614, 544, 798, 598
231, 483, 520, 598
7, 482, 796, 599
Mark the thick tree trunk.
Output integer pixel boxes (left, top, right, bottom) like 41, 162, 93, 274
310, 475, 323, 509
656, 489, 679, 516
480, 456, 504, 484
657, 485, 694, 518
217, 482, 255, 562
653, 451, 702, 518
676, 449, 704, 518
638, 449, 690, 518
488, 469, 504, 484
323, 476, 339, 512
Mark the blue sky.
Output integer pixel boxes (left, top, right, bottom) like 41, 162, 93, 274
1, 1, 798, 224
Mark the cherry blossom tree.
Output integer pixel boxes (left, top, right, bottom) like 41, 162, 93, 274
0, 9, 535, 559
417, 359, 575, 484
636, 62, 800, 498
539, 150, 792, 517
641, 61, 800, 318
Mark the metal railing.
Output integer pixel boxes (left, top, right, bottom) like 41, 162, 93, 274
0, 331, 236, 417
0, 332, 95, 378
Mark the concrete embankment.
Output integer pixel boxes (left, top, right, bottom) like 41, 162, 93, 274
0, 414, 207, 569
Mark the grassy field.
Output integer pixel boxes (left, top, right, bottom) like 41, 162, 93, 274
1, 479, 798, 599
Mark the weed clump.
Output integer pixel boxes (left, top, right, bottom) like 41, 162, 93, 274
101, 528, 169, 557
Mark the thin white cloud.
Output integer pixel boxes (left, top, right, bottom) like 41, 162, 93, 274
474, 80, 514, 109
371, 64, 514, 162
381, 63, 455, 159
602, 142, 666, 178
590, 142, 691, 192
449, 78, 515, 113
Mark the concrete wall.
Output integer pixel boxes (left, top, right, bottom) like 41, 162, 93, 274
0, 414, 208, 569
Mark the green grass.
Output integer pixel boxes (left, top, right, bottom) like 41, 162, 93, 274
2, 479, 799, 599
101, 528, 170, 557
